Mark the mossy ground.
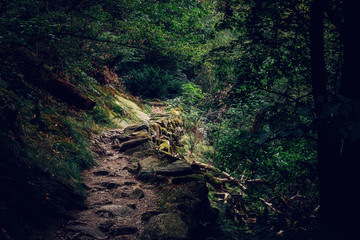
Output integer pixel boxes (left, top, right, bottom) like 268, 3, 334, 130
0, 73, 148, 191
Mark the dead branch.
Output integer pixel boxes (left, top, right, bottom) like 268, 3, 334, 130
260, 198, 283, 215
246, 179, 270, 184
190, 160, 247, 191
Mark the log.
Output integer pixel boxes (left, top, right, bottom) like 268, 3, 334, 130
190, 160, 246, 191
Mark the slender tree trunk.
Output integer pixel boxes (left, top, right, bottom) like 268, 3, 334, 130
312, 0, 360, 237
310, 0, 342, 233
338, 0, 360, 235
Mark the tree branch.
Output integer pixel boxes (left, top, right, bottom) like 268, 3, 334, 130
57, 32, 149, 51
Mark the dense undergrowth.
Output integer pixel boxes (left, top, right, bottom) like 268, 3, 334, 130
1, 0, 358, 239
171, 83, 320, 239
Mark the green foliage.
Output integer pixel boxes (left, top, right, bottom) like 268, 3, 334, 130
181, 83, 205, 106
123, 64, 184, 99
90, 105, 112, 125
1, 0, 349, 237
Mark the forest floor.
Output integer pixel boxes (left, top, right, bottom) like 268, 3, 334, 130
36, 104, 167, 240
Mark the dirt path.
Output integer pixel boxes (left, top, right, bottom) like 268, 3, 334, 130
37, 127, 159, 240
36, 101, 219, 240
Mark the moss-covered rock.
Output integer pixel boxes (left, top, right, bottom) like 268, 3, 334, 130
156, 160, 192, 177
171, 118, 183, 127
157, 139, 171, 154
140, 213, 189, 240
118, 137, 151, 153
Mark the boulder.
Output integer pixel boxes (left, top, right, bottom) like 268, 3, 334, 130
119, 137, 151, 153
123, 141, 154, 155
140, 213, 189, 240
141, 211, 161, 223
156, 160, 192, 177
136, 157, 162, 182
124, 122, 150, 133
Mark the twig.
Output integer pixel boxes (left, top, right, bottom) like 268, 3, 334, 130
260, 198, 283, 215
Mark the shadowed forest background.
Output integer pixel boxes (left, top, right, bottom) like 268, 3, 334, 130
1, 0, 359, 239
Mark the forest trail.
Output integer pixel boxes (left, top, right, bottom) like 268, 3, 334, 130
35, 103, 167, 240
35, 101, 219, 240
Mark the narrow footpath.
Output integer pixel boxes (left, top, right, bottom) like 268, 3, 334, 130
38, 102, 218, 240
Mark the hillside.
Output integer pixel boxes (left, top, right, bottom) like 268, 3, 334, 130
1, 1, 360, 239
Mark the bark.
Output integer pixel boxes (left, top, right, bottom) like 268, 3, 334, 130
310, 0, 342, 229
337, 0, 360, 234
311, 1, 360, 236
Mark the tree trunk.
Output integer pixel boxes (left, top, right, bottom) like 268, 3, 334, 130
312, 0, 360, 237
310, 0, 342, 233
337, 0, 360, 235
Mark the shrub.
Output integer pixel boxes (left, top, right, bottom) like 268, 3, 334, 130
123, 65, 184, 99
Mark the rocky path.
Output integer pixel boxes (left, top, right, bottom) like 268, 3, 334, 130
39, 126, 159, 240
38, 102, 218, 240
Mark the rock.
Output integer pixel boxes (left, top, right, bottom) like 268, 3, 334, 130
119, 137, 151, 153
98, 220, 115, 232
156, 160, 192, 177
109, 225, 138, 236
136, 157, 162, 182
92, 168, 110, 176
88, 198, 113, 208
132, 150, 153, 158
185, 181, 209, 201
172, 174, 206, 184
123, 162, 140, 174
160, 119, 169, 128
67, 225, 107, 239
151, 122, 161, 139
123, 141, 154, 155
141, 211, 161, 223
129, 187, 144, 199
127, 203, 137, 209
156, 139, 171, 154
113, 189, 129, 198
96, 205, 134, 218
101, 182, 121, 189
124, 122, 150, 133
124, 181, 138, 186
140, 213, 189, 240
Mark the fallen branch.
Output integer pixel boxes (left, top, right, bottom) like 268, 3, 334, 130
190, 160, 246, 191
260, 198, 283, 215
246, 179, 270, 184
